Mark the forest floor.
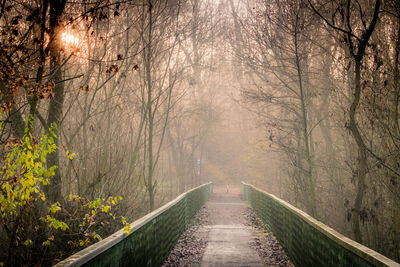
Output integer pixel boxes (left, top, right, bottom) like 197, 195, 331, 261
162, 185, 294, 267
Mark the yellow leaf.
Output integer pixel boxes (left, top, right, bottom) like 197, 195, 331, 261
49, 202, 61, 213
124, 224, 131, 234
24, 239, 33, 246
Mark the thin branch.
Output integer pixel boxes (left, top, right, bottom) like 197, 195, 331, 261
55, 74, 84, 85
307, 0, 361, 42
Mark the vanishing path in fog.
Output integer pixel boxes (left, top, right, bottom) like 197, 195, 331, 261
200, 186, 264, 267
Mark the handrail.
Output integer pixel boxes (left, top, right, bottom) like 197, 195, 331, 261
56, 182, 213, 267
241, 182, 400, 267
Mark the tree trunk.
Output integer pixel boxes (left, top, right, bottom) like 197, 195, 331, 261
45, 0, 67, 203
294, 20, 316, 218
349, 58, 368, 243
394, 22, 400, 135
144, 0, 155, 211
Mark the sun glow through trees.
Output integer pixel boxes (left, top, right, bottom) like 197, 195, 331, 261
61, 32, 80, 48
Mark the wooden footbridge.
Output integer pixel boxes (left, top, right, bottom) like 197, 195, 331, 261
55, 183, 399, 267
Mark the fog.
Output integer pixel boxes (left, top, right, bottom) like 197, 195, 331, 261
1, 0, 399, 265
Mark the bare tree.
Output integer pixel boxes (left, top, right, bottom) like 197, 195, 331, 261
237, 0, 319, 217
309, 0, 381, 243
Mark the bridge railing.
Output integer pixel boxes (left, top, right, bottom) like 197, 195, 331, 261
56, 182, 213, 267
242, 182, 399, 267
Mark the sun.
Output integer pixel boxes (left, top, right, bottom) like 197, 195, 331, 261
61, 32, 80, 48
59, 28, 88, 58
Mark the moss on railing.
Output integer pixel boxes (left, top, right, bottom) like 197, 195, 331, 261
242, 182, 399, 267
56, 183, 213, 267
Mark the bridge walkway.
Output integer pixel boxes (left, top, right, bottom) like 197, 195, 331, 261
56, 182, 399, 267
200, 185, 264, 267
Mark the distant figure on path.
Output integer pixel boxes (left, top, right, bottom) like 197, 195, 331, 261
226, 185, 229, 193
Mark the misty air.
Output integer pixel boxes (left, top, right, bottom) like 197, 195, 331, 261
0, 0, 399, 266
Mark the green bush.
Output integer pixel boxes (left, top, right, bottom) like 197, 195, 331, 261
0, 118, 129, 266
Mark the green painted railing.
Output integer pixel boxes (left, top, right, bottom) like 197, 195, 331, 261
56, 182, 213, 267
242, 182, 399, 267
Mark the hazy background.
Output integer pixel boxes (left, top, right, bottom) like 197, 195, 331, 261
1, 0, 399, 264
